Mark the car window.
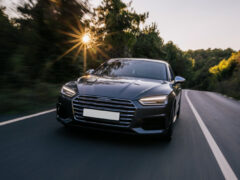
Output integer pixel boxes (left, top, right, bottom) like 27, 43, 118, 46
94, 60, 168, 81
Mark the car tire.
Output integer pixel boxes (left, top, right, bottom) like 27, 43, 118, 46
164, 103, 176, 141
164, 124, 173, 141
176, 94, 182, 118
177, 102, 181, 118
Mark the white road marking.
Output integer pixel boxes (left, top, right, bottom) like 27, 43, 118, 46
0, 109, 56, 126
185, 91, 237, 180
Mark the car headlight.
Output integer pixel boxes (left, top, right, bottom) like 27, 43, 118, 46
139, 95, 168, 106
61, 85, 76, 97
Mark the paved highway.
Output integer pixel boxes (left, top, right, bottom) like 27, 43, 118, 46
0, 90, 240, 180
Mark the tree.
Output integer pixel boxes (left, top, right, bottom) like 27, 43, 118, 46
132, 23, 165, 59
163, 41, 193, 82
94, 0, 148, 58
209, 51, 240, 79
0, 6, 19, 84
15, 0, 89, 83
186, 48, 235, 89
207, 51, 240, 98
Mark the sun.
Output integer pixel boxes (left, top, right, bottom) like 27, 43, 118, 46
57, 21, 109, 62
82, 34, 91, 44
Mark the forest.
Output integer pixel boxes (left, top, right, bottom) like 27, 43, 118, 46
0, 0, 239, 114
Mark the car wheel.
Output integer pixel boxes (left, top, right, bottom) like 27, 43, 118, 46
164, 104, 176, 141
177, 102, 181, 118
164, 123, 173, 141
177, 94, 182, 118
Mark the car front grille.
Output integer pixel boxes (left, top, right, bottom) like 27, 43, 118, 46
72, 95, 136, 127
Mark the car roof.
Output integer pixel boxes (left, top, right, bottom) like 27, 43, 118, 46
109, 58, 169, 66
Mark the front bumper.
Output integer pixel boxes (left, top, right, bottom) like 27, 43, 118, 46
57, 94, 172, 135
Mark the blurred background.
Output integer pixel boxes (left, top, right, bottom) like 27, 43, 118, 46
0, 0, 239, 114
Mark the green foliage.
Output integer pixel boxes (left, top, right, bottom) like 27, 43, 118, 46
94, 0, 148, 57
187, 48, 234, 70
185, 48, 235, 90
132, 23, 164, 59
207, 52, 240, 98
14, 0, 89, 83
0, 82, 61, 114
0, 7, 19, 82
163, 41, 194, 85
209, 51, 240, 79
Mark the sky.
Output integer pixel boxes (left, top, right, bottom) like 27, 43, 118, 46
91, 0, 240, 51
2, 0, 240, 50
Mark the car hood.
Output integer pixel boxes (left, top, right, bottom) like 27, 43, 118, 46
76, 75, 172, 100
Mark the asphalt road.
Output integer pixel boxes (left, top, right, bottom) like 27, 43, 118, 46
0, 90, 240, 180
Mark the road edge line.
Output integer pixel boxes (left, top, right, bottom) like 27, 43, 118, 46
185, 91, 237, 180
0, 109, 56, 127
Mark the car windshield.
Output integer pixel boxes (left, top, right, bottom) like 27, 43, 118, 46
94, 59, 168, 80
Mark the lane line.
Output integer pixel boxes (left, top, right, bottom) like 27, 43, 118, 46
185, 91, 237, 180
0, 109, 56, 127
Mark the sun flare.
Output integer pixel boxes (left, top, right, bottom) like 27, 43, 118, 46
82, 34, 91, 44
57, 21, 109, 63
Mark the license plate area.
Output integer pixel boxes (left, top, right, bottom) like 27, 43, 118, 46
83, 108, 120, 121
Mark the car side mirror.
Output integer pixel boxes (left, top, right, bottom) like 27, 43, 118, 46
85, 69, 94, 75
174, 76, 185, 83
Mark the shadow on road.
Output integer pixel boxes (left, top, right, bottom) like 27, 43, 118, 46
54, 125, 171, 148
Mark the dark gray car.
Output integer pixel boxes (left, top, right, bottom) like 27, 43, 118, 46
57, 58, 185, 140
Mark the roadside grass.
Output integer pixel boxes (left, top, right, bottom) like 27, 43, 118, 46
0, 83, 61, 115
212, 79, 240, 100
